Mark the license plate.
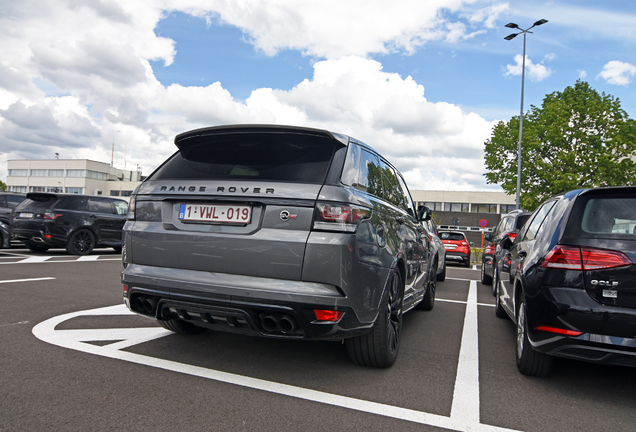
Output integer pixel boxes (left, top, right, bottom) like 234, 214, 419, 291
19, 213, 34, 219
178, 204, 252, 224
444, 244, 457, 250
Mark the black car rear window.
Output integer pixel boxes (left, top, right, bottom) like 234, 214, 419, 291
564, 192, 636, 239
149, 134, 339, 184
15, 197, 57, 210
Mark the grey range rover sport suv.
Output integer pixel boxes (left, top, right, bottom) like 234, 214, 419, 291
122, 125, 436, 367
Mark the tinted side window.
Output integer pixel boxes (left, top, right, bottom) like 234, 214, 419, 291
112, 200, 129, 215
57, 197, 88, 211
494, 217, 508, 235
88, 198, 116, 214
522, 201, 557, 241
379, 160, 403, 208
395, 172, 416, 216
342, 144, 383, 197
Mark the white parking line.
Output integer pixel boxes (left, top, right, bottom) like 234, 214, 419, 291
76, 255, 100, 261
450, 281, 480, 424
0, 277, 56, 284
0, 256, 121, 265
32, 301, 520, 432
17, 256, 52, 263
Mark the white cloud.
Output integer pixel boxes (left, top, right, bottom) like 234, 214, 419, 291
504, 54, 553, 82
467, 2, 509, 29
0, 0, 506, 191
578, 70, 587, 79
598, 61, 636, 86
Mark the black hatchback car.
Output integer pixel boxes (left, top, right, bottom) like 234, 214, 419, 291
11, 193, 128, 255
494, 187, 636, 376
481, 209, 531, 291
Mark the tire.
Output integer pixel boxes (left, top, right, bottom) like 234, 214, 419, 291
25, 242, 50, 253
494, 271, 507, 319
516, 299, 553, 376
158, 318, 206, 334
436, 261, 446, 281
417, 267, 436, 311
66, 229, 95, 255
481, 262, 492, 285
345, 269, 403, 368
464, 257, 471, 268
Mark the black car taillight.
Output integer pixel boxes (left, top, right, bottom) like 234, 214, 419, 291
44, 211, 63, 220
127, 197, 136, 220
312, 202, 370, 233
540, 245, 632, 271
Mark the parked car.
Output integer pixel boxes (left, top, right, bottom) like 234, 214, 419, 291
420, 207, 446, 281
481, 210, 531, 291
494, 187, 636, 376
0, 191, 26, 225
121, 124, 436, 368
439, 230, 472, 267
11, 193, 128, 255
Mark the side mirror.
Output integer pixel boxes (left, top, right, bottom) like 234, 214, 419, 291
500, 234, 513, 250
470, 241, 474, 246
417, 205, 432, 221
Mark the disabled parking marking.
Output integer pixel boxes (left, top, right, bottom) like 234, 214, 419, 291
32, 284, 519, 432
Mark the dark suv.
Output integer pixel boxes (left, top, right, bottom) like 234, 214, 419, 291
481, 209, 531, 291
121, 124, 436, 367
0, 192, 26, 248
11, 193, 128, 254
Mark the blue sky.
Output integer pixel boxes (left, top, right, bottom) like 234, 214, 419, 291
1, 0, 635, 191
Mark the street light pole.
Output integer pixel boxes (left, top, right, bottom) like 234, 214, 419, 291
504, 19, 548, 210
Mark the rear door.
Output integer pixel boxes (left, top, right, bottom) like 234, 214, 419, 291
128, 127, 346, 281
87, 197, 126, 242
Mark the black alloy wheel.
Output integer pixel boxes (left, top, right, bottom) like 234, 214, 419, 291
66, 229, 95, 255
436, 261, 446, 281
494, 271, 507, 318
345, 269, 404, 368
516, 299, 553, 376
481, 262, 492, 285
417, 265, 436, 311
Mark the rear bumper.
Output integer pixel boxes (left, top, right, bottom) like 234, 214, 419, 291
527, 286, 636, 367
445, 251, 469, 262
12, 227, 67, 247
121, 264, 379, 340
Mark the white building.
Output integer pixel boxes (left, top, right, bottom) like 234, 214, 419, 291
6, 159, 143, 198
410, 190, 516, 214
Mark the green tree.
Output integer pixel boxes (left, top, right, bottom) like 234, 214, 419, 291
0, 180, 6, 191
484, 80, 636, 210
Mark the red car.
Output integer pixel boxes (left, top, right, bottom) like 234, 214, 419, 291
439, 231, 471, 268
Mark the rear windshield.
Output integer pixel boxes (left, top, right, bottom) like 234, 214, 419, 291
149, 134, 339, 184
15, 197, 57, 210
565, 193, 636, 238
440, 232, 465, 241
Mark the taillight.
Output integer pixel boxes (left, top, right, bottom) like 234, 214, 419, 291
127, 197, 136, 220
134, 200, 162, 222
313, 203, 370, 233
484, 242, 494, 255
314, 310, 344, 322
535, 326, 584, 337
508, 232, 518, 241
541, 245, 631, 270
44, 211, 63, 220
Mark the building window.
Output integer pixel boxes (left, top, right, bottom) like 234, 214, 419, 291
66, 170, 85, 177
444, 203, 470, 212
110, 191, 120, 196
500, 204, 517, 213
30, 187, 46, 192
8, 169, 28, 176
120, 190, 132, 197
87, 170, 108, 180
472, 204, 498, 213
9, 186, 27, 192
49, 170, 64, 177
423, 202, 442, 211
30, 169, 48, 177
65, 187, 83, 194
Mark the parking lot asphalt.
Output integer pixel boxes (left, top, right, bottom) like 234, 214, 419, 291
1, 248, 635, 431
